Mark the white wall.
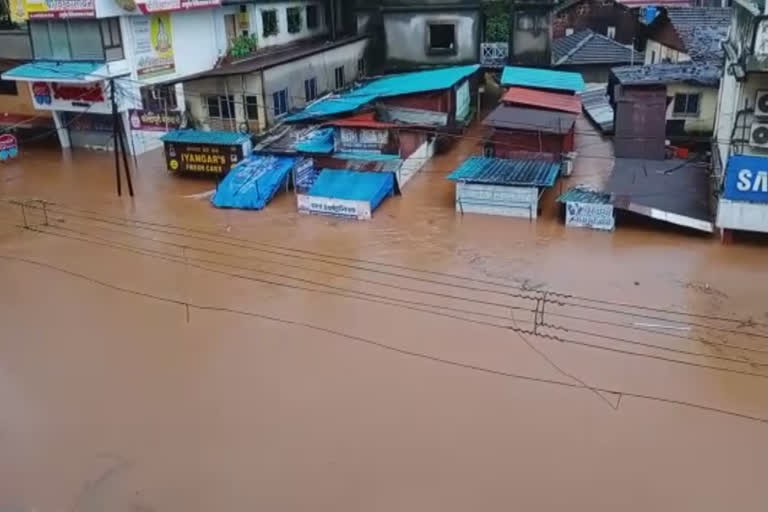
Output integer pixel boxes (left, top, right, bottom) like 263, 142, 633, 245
455, 183, 539, 219
665, 83, 719, 133
261, 37, 367, 124
645, 40, 690, 65
250, 0, 327, 49
717, 198, 768, 232
398, 137, 434, 189
383, 11, 479, 65
714, 69, 768, 169
184, 73, 264, 131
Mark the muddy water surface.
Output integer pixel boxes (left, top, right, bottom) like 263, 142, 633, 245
0, 122, 767, 511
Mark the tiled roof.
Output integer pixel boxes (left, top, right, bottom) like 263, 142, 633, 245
552, 29, 642, 66
160, 129, 251, 145
447, 156, 561, 187
663, 7, 731, 62
286, 64, 480, 122
611, 62, 721, 86
501, 66, 585, 93
502, 87, 582, 114
483, 105, 577, 134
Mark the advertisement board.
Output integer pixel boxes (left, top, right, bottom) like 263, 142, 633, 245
164, 141, 243, 173
30, 81, 111, 114
132, 14, 176, 78
565, 201, 615, 231
129, 109, 182, 131
723, 155, 768, 203
10, 0, 95, 21
297, 194, 372, 220
136, 0, 220, 13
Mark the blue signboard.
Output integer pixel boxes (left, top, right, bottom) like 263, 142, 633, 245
723, 155, 768, 203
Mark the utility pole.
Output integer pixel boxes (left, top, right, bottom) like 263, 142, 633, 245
110, 78, 134, 197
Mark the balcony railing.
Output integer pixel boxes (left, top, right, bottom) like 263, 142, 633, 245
481, 42, 508, 67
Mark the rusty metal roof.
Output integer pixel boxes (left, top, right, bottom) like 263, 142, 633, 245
483, 105, 577, 134
502, 87, 582, 114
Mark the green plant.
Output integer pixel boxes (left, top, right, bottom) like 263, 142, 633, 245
230, 33, 258, 58
484, 1, 510, 42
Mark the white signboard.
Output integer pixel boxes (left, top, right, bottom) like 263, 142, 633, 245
29, 81, 111, 114
565, 201, 615, 231
297, 194, 372, 220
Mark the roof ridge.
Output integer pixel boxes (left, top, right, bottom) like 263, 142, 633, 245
555, 30, 595, 66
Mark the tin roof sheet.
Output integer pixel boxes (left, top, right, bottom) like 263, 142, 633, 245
1, 61, 106, 83
501, 66, 585, 93
160, 129, 251, 145
557, 187, 612, 204
483, 105, 577, 134
501, 87, 582, 114
286, 64, 480, 122
447, 156, 561, 187
580, 85, 614, 133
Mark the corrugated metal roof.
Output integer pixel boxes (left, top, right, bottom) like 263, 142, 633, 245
286, 65, 479, 122
447, 156, 560, 187
611, 62, 720, 86
308, 169, 395, 203
501, 66, 585, 93
557, 187, 612, 204
160, 129, 251, 145
502, 87, 582, 114
552, 29, 642, 66
326, 112, 397, 129
211, 154, 297, 210
662, 7, 731, 62
580, 86, 614, 133
483, 105, 577, 134
0, 61, 105, 82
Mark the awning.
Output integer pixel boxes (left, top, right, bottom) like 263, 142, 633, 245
1, 61, 107, 83
212, 154, 297, 210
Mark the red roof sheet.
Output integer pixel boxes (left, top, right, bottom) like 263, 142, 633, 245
501, 87, 582, 114
325, 112, 397, 129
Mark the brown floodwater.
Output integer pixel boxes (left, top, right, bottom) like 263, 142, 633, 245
0, 118, 767, 511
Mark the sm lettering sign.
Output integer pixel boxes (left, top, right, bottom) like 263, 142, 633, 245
164, 142, 243, 174
724, 155, 768, 203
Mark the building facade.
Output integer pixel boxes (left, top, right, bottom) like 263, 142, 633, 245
552, 0, 638, 45
713, 0, 768, 238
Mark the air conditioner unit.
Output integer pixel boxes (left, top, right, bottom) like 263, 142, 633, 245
750, 122, 768, 148
755, 90, 768, 117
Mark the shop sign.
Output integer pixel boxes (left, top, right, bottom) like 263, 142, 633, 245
129, 109, 182, 131
10, 0, 95, 21
723, 155, 768, 203
132, 14, 176, 78
32, 82, 107, 111
0, 134, 19, 161
165, 142, 242, 173
136, 0, 220, 14
297, 194, 372, 220
565, 201, 615, 231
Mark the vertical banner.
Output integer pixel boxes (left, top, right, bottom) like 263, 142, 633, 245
133, 14, 176, 78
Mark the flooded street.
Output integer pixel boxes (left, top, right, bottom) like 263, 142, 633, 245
1, 121, 767, 511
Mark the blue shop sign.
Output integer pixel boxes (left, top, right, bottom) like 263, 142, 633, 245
723, 155, 768, 203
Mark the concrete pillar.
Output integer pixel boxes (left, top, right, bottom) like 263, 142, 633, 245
720, 228, 734, 244
52, 111, 71, 149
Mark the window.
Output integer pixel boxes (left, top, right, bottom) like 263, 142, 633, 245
517, 14, 534, 30
428, 23, 456, 54
244, 95, 259, 120
287, 6, 302, 33
262, 9, 278, 37
565, 27, 574, 36
29, 18, 122, 61
100, 18, 123, 60
304, 77, 317, 102
334, 65, 345, 89
273, 89, 288, 116
672, 93, 700, 116
0, 80, 18, 95
306, 4, 318, 29
207, 95, 235, 119
141, 85, 178, 112
357, 58, 366, 77
607, 25, 616, 39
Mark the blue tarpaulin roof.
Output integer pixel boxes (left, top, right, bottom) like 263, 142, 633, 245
161, 129, 251, 145
308, 169, 394, 209
294, 127, 334, 153
501, 66, 585, 93
447, 157, 560, 187
0, 61, 105, 82
286, 64, 480, 122
212, 154, 297, 210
